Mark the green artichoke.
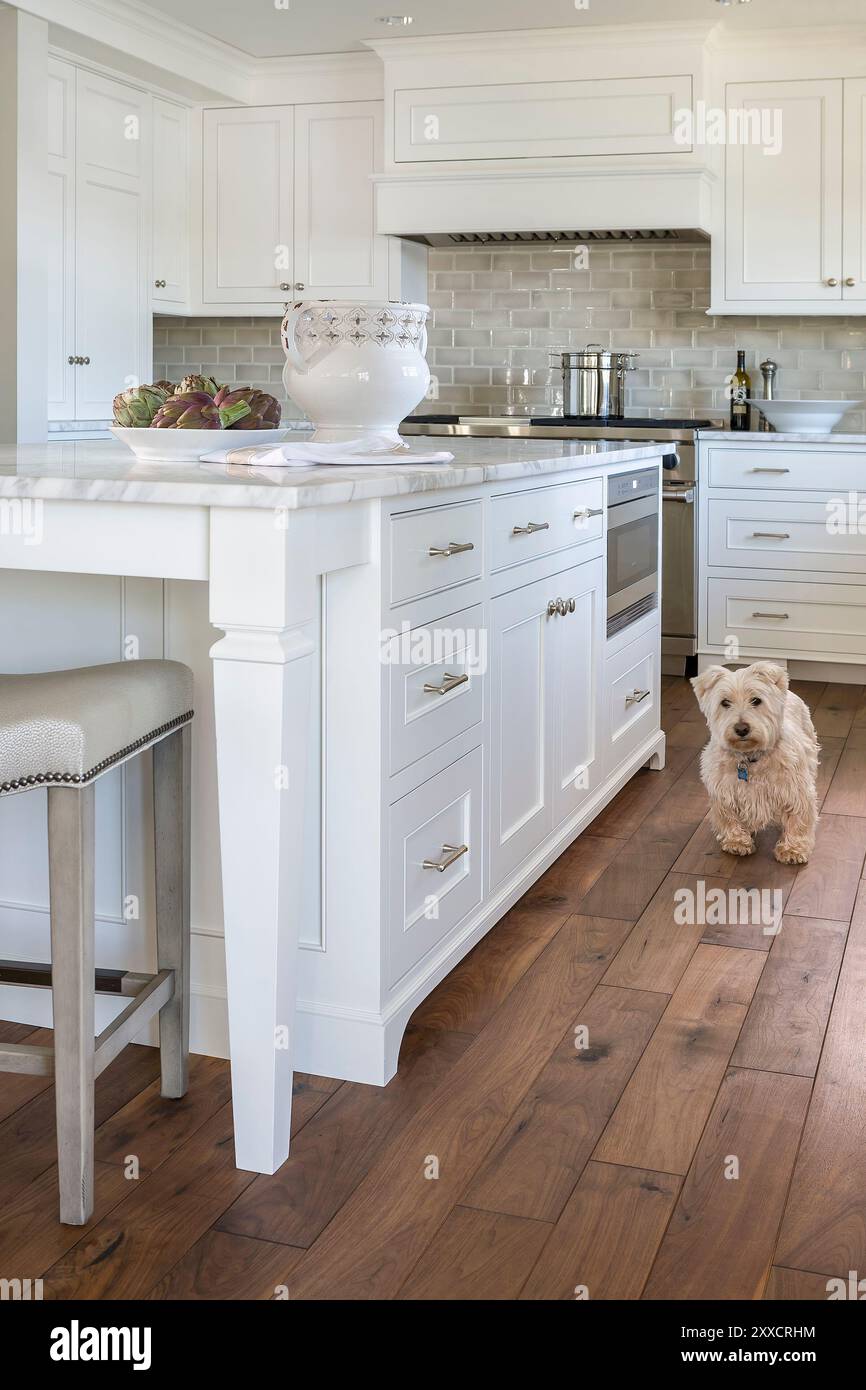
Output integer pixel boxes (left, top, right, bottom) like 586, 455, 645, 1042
113, 383, 172, 428
176, 374, 222, 397
150, 391, 222, 430
215, 385, 282, 429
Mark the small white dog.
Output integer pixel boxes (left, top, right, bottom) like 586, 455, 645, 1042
690, 661, 819, 864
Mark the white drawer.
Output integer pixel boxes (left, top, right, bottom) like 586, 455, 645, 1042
707, 498, 866, 575
490, 477, 603, 572
707, 446, 866, 494
605, 625, 658, 772
707, 577, 866, 657
386, 604, 484, 775
387, 746, 483, 988
389, 500, 483, 606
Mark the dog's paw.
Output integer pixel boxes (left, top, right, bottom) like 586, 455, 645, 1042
719, 835, 755, 857
774, 840, 810, 865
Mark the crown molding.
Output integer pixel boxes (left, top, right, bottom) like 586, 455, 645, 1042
705, 22, 866, 53
252, 50, 380, 79
364, 20, 718, 61
373, 165, 718, 186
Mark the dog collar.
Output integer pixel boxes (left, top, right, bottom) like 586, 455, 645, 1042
735, 750, 764, 781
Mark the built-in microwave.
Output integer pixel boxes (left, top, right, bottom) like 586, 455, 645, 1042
606, 468, 660, 638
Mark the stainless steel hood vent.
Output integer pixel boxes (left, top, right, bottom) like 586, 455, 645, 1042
416, 229, 707, 247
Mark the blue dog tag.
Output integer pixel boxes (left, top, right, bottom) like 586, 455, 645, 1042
737, 763, 749, 781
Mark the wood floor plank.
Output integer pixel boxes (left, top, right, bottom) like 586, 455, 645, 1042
811, 683, 863, 740
775, 884, 866, 1278
789, 680, 826, 709
822, 747, 866, 817
594, 945, 766, 1174
398, 1207, 552, 1300
146, 1230, 305, 1301
764, 1266, 838, 1300
95, 1055, 231, 1168
711, 831, 799, 947
520, 837, 622, 912
461, 984, 667, 1222
520, 1161, 681, 1301
675, 815, 741, 880
283, 914, 634, 1300
643, 1068, 812, 1300
0, 1159, 137, 1277
731, 916, 848, 1076
815, 737, 846, 809
586, 745, 697, 840
784, 814, 866, 922
217, 1025, 473, 1248
603, 871, 729, 994
43, 1105, 255, 1299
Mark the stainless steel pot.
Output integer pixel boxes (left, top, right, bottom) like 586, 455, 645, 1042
555, 345, 639, 419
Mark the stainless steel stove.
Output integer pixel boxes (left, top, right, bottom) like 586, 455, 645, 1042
400, 413, 725, 674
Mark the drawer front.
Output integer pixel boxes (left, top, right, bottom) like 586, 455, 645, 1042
389, 500, 483, 606
490, 478, 604, 572
387, 746, 483, 987
707, 446, 866, 494
707, 577, 866, 656
387, 604, 484, 775
707, 498, 866, 574
605, 625, 658, 772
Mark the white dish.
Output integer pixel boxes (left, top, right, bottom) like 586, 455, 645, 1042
746, 399, 866, 434
111, 425, 290, 463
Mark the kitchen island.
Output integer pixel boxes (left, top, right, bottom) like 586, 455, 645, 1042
0, 435, 666, 1174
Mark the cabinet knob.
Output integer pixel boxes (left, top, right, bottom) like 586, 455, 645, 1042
82, 356, 90, 365
846, 277, 857, 287
154, 278, 166, 288
295, 282, 305, 291
68, 355, 75, 365
279, 282, 291, 291
826, 278, 839, 287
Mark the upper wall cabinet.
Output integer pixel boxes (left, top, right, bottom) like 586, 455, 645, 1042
393, 75, 695, 163
718, 78, 866, 314
202, 101, 389, 308
152, 97, 189, 306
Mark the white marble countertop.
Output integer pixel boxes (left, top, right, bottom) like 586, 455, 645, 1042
0, 435, 665, 510
696, 429, 866, 444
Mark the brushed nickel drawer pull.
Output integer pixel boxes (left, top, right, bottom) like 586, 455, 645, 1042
428, 541, 475, 557
752, 611, 789, 620
422, 843, 469, 873
423, 671, 469, 696
752, 531, 791, 540
573, 507, 603, 520
512, 521, 550, 536
625, 688, 650, 706
750, 467, 790, 474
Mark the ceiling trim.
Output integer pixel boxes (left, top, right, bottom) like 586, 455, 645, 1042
364, 20, 719, 60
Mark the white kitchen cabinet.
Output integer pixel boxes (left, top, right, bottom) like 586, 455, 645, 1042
201, 101, 391, 310
844, 78, 866, 303
724, 80, 843, 306
46, 61, 151, 422
490, 552, 604, 889
202, 105, 294, 305
152, 97, 189, 305
294, 101, 388, 299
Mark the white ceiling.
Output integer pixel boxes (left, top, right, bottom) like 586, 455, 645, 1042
138, 0, 866, 60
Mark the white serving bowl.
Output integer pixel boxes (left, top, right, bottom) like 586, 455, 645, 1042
746, 399, 866, 434
111, 426, 290, 463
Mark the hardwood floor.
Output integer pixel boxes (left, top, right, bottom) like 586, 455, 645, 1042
3, 676, 866, 1300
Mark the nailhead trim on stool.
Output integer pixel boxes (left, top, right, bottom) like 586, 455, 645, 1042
0, 710, 194, 795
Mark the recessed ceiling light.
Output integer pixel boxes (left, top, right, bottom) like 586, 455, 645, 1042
715, 1, 752, 6
376, 14, 414, 24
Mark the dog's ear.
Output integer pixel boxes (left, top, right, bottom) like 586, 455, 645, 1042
749, 661, 789, 694
690, 666, 728, 710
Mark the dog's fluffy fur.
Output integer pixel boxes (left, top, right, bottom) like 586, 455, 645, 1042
690, 661, 819, 864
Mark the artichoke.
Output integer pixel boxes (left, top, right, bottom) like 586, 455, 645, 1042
113, 383, 172, 428
152, 379, 176, 395
176, 373, 222, 397
150, 391, 222, 430
215, 386, 282, 429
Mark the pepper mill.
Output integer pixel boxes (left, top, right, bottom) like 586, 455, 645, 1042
759, 359, 778, 432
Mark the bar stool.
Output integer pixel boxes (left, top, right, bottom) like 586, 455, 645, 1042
0, 660, 193, 1225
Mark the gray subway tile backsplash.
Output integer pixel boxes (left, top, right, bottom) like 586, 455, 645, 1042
154, 243, 866, 428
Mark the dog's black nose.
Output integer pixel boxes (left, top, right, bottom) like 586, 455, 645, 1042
734, 723, 750, 738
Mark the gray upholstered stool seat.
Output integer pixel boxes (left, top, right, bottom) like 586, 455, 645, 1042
0, 659, 193, 1226
0, 660, 193, 794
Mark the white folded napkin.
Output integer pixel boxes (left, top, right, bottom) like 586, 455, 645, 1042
200, 434, 455, 467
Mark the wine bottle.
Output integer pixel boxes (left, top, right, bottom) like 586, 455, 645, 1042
730, 350, 751, 432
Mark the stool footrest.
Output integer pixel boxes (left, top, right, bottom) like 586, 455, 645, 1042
94, 969, 174, 1078
0, 1042, 53, 1076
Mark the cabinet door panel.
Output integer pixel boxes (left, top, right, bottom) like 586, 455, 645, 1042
725, 80, 843, 302
490, 575, 554, 889
844, 79, 866, 301
202, 107, 293, 303
553, 555, 604, 826
74, 71, 150, 419
46, 60, 76, 422
294, 101, 388, 299
152, 98, 188, 305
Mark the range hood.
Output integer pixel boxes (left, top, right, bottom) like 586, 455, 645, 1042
374, 166, 715, 245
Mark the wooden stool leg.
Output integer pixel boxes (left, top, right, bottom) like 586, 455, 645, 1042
48, 784, 95, 1226
153, 725, 190, 1099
